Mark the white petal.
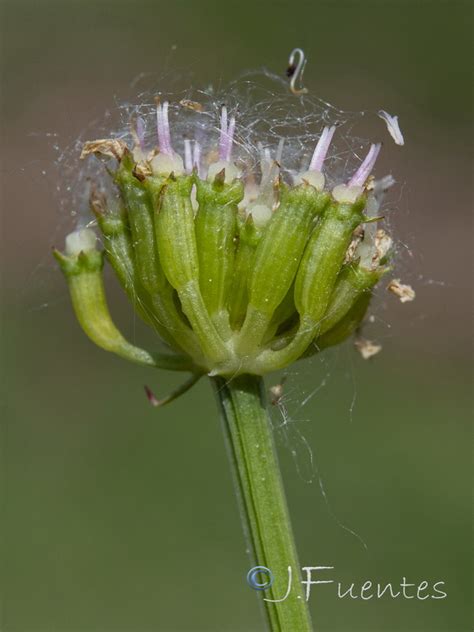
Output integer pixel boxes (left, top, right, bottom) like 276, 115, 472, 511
332, 184, 364, 203
150, 152, 184, 176
294, 170, 325, 190
65, 228, 97, 255
378, 110, 404, 146
207, 160, 241, 183
249, 203, 272, 227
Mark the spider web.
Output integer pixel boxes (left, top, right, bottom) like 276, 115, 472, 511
21, 66, 427, 553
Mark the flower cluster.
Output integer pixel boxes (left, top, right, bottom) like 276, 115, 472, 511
55, 99, 393, 377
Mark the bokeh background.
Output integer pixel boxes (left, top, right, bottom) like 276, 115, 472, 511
1, 1, 472, 631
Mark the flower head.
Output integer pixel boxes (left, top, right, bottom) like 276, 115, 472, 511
56, 87, 396, 377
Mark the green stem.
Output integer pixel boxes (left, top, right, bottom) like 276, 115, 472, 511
212, 374, 313, 631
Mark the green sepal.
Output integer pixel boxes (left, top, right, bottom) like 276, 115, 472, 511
154, 175, 199, 290
316, 292, 372, 351
95, 179, 200, 355
248, 198, 367, 373
115, 156, 168, 295
146, 173, 167, 208
300, 263, 386, 358
54, 248, 196, 372
263, 283, 297, 344
237, 185, 329, 353
294, 197, 366, 324
93, 206, 137, 292
91, 197, 154, 324
318, 263, 385, 336
177, 280, 229, 364
115, 161, 206, 356
248, 184, 329, 316
53, 247, 103, 276
155, 175, 229, 364
228, 214, 263, 329
194, 178, 243, 320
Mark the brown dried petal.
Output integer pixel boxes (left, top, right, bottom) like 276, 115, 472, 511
344, 226, 365, 264
80, 139, 127, 161
133, 161, 152, 181
179, 99, 204, 113
372, 228, 393, 267
387, 279, 416, 303
89, 187, 107, 215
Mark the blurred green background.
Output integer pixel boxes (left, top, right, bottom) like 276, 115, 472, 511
1, 1, 472, 631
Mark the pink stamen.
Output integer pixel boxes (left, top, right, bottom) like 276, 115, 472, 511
156, 101, 173, 156
309, 125, 336, 172
218, 106, 236, 162
136, 116, 146, 150
348, 143, 382, 187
